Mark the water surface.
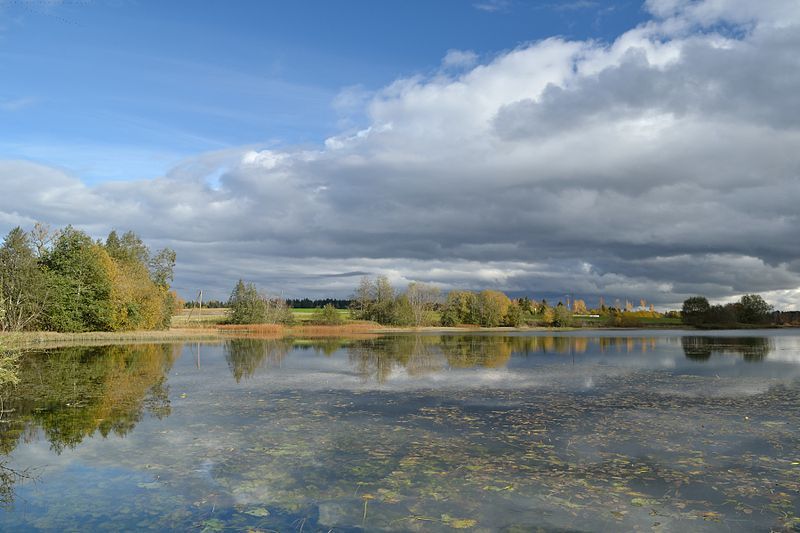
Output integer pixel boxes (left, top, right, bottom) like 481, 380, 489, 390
1, 331, 799, 531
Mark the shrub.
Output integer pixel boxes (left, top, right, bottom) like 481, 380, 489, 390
311, 304, 345, 325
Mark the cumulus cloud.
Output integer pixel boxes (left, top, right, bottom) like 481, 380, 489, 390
2, 0, 800, 309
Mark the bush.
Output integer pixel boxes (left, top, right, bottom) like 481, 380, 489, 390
311, 304, 345, 325
227, 280, 293, 325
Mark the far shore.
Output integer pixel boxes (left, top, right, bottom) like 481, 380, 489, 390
2, 322, 796, 350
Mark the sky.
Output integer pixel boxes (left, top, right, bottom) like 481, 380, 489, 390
1, 0, 799, 309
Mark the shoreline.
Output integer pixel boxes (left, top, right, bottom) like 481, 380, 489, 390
2, 322, 798, 349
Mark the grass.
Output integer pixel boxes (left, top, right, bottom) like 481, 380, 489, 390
171, 307, 352, 326
1, 329, 223, 349
291, 308, 351, 322
171, 308, 228, 328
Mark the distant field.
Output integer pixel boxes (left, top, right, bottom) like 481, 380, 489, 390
171, 307, 228, 328
291, 308, 350, 322
172, 307, 352, 326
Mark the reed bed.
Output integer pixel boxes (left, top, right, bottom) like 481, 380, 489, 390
1, 328, 223, 349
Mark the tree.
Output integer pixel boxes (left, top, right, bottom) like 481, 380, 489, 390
371, 275, 395, 324
682, 296, 710, 326
504, 301, 523, 327
227, 280, 292, 325
541, 305, 555, 326
29, 222, 59, 258
441, 290, 477, 326
476, 290, 510, 327
552, 303, 573, 327
0, 228, 49, 331
706, 303, 737, 325
227, 280, 268, 324
350, 276, 374, 319
405, 282, 441, 327
42, 227, 115, 332
572, 299, 588, 314
737, 294, 772, 324
149, 248, 176, 288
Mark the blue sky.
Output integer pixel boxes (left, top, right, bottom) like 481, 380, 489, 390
1, 0, 647, 183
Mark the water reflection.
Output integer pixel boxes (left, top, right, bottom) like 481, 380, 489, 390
681, 336, 773, 361
0, 334, 798, 531
222, 334, 778, 384
0, 344, 178, 503
225, 338, 292, 382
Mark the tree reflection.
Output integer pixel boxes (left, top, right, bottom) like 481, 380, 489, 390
0, 343, 178, 504
224, 338, 293, 382
681, 336, 773, 361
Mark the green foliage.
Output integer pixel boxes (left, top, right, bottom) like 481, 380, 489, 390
227, 280, 268, 324
311, 303, 345, 325
441, 290, 478, 326
682, 294, 773, 327
504, 301, 523, 327
552, 304, 573, 327
391, 294, 415, 326
227, 280, 293, 325
0, 225, 176, 332
682, 296, 710, 326
349, 276, 399, 325
737, 294, 772, 324
0, 227, 49, 331
476, 290, 511, 327
42, 227, 114, 332
149, 248, 176, 288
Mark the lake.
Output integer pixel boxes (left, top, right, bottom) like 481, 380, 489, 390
1, 331, 799, 531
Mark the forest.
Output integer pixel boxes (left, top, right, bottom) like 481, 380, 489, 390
0, 223, 177, 333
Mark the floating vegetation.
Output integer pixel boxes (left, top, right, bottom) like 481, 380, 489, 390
0, 333, 798, 530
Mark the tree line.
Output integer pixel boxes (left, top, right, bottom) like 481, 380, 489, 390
0, 224, 177, 332
681, 294, 776, 327
352, 276, 584, 327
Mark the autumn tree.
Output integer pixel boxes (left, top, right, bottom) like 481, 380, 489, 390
440, 290, 478, 326
406, 282, 441, 327
504, 300, 523, 327
476, 290, 511, 327
552, 303, 573, 327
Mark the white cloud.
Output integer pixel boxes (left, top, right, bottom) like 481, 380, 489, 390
442, 49, 478, 69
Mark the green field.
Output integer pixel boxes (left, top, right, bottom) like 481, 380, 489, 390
291, 308, 351, 322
